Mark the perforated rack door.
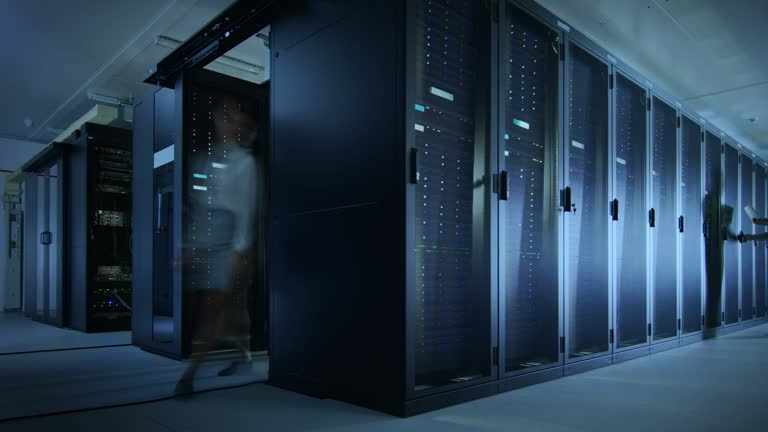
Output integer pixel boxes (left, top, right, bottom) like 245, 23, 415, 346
723, 144, 739, 325
680, 116, 703, 333
755, 167, 767, 318
703, 131, 722, 328
501, 2, 560, 374
651, 97, 678, 341
411, 0, 491, 392
613, 74, 648, 349
565, 43, 610, 360
740, 155, 754, 321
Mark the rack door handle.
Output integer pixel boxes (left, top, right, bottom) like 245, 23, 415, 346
499, 171, 509, 201
410, 148, 419, 184
611, 199, 619, 221
649, 208, 656, 228
679, 215, 685, 233
562, 187, 573, 212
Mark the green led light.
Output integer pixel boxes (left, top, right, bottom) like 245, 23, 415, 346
193, 173, 207, 179
512, 118, 530, 130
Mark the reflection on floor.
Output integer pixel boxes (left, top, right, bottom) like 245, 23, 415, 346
4, 324, 767, 431
0, 345, 268, 421
0, 311, 131, 354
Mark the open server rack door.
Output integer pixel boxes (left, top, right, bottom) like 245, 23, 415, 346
650, 97, 679, 344
563, 40, 612, 368
723, 143, 739, 326
680, 115, 704, 334
756, 166, 767, 318
740, 154, 755, 321
133, 69, 268, 359
498, 0, 562, 385
612, 72, 649, 353
703, 131, 723, 329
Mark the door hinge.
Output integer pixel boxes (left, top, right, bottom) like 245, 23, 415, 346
609, 329, 615, 344
560, 336, 565, 353
609, 74, 614, 90
648, 323, 652, 337
493, 346, 499, 366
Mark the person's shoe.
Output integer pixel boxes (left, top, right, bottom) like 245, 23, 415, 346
738, 231, 746, 243
174, 377, 194, 398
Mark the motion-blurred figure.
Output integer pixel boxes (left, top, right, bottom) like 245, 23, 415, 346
175, 98, 259, 396
738, 205, 768, 243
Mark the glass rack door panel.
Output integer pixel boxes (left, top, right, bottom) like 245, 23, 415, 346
502, 2, 560, 373
755, 167, 766, 318
411, 0, 492, 392
614, 74, 648, 349
703, 131, 722, 328
681, 116, 703, 333
651, 97, 678, 341
740, 156, 754, 321
723, 144, 739, 325
566, 43, 610, 360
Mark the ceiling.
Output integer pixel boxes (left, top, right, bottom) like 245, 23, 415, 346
1, 1, 765, 158
0, 0, 267, 144
534, 0, 768, 160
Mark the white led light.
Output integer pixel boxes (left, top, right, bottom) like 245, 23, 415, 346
571, 140, 585, 149
429, 86, 454, 101
415, 124, 425, 132
193, 185, 208, 191
212, 162, 228, 169
616, 157, 626, 165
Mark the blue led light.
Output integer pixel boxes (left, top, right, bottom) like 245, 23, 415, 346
504, 133, 510, 140
415, 104, 426, 112
193, 173, 208, 179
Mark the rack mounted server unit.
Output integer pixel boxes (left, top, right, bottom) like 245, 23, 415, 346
132, 68, 269, 359
66, 123, 133, 332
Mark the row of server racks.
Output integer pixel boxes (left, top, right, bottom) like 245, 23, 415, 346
21, 124, 133, 332
260, 0, 768, 416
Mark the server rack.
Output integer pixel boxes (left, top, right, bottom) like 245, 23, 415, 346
132, 69, 269, 359
723, 142, 740, 327
66, 123, 133, 332
680, 115, 705, 336
142, 0, 768, 417
498, 1, 563, 388
21, 143, 67, 327
740, 153, 755, 322
756, 166, 767, 318
611, 71, 649, 359
650, 95, 679, 348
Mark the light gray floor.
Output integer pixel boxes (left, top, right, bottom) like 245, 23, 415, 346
0, 311, 131, 354
0, 345, 268, 420
4, 323, 767, 432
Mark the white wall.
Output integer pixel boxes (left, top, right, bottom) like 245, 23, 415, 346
0, 137, 47, 310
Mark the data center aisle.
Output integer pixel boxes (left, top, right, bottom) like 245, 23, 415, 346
0, 311, 130, 354
0, 345, 267, 421
4, 324, 767, 431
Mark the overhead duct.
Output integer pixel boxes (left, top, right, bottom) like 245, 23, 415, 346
155, 35, 264, 76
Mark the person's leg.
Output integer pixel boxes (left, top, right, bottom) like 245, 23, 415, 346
739, 231, 768, 243
177, 291, 225, 393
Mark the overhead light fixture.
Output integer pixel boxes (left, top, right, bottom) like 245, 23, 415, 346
155, 35, 264, 75
88, 92, 133, 107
